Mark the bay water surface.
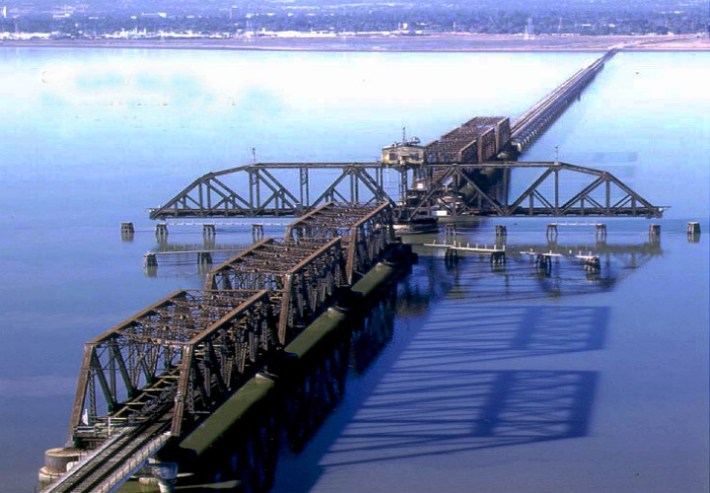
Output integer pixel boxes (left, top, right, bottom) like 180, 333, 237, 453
0, 47, 707, 492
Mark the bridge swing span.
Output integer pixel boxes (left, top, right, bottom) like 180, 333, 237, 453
149, 161, 664, 220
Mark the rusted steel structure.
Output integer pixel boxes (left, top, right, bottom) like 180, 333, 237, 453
149, 162, 393, 219
51, 203, 398, 492
68, 289, 274, 442
510, 50, 617, 152
206, 237, 346, 344
425, 116, 511, 164
284, 202, 395, 284
406, 161, 663, 218
150, 161, 664, 220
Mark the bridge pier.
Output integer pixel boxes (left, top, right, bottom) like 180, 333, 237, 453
252, 223, 264, 242
687, 221, 701, 242
202, 223, 216, 238
490, 251, 506, 267
155, 223, 169, 239
444, 247, 459, 267
148, 459, 178, 493
121, 222, 135, 241
595, 223, 607, 241
649, 223, 661, 241
546, 224, 558, 242
143, 253, 158, 277
535, 254, 553, 273
584, 256, 601, 272
38, 448, 82, 486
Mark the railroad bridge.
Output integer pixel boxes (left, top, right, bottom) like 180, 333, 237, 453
42, 47, 668, 493
148, 50, 662, 222
41, 202, 404, 493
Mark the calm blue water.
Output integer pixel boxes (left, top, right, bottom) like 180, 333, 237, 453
0, 48, 707, 492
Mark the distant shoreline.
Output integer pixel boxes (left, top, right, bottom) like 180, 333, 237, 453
2, 33, 709, 53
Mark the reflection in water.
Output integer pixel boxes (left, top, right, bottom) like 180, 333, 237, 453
409, 235, 662, 302
168, 284, 399, 493
271, 287, 608, 492
137, 234, 656, 492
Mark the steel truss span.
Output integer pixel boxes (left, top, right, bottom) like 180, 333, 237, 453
68, 202, 394, 449
149, 161, 664, 220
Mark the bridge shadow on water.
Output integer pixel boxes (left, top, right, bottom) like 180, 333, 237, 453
262, 260, 607, 493
177, 258, 608, 493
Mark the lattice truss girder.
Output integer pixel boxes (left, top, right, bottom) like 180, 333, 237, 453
151, 161, 662, 220
207, 238, 333, 290
277, 239, 346, 344
171, 290, 277, 435
285, 202, 395, 284
207, 237, 347, 345
69, 289, 268, 434
149, 163, 399, 219
408, 162, 663, 218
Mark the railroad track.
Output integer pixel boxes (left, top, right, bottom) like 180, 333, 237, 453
43, 418, 172, 493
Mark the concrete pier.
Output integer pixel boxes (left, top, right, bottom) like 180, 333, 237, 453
202, 223, 216, 237
252, 223, 264, 242
155, 223, 169, 239
121, 222, 135, 241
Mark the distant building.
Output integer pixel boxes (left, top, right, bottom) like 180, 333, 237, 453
381, 137, 425, 166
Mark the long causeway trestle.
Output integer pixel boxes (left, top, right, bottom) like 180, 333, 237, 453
510, 49, 617, 152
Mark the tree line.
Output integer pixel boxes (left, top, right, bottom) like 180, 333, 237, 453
1, 4, 707, 37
